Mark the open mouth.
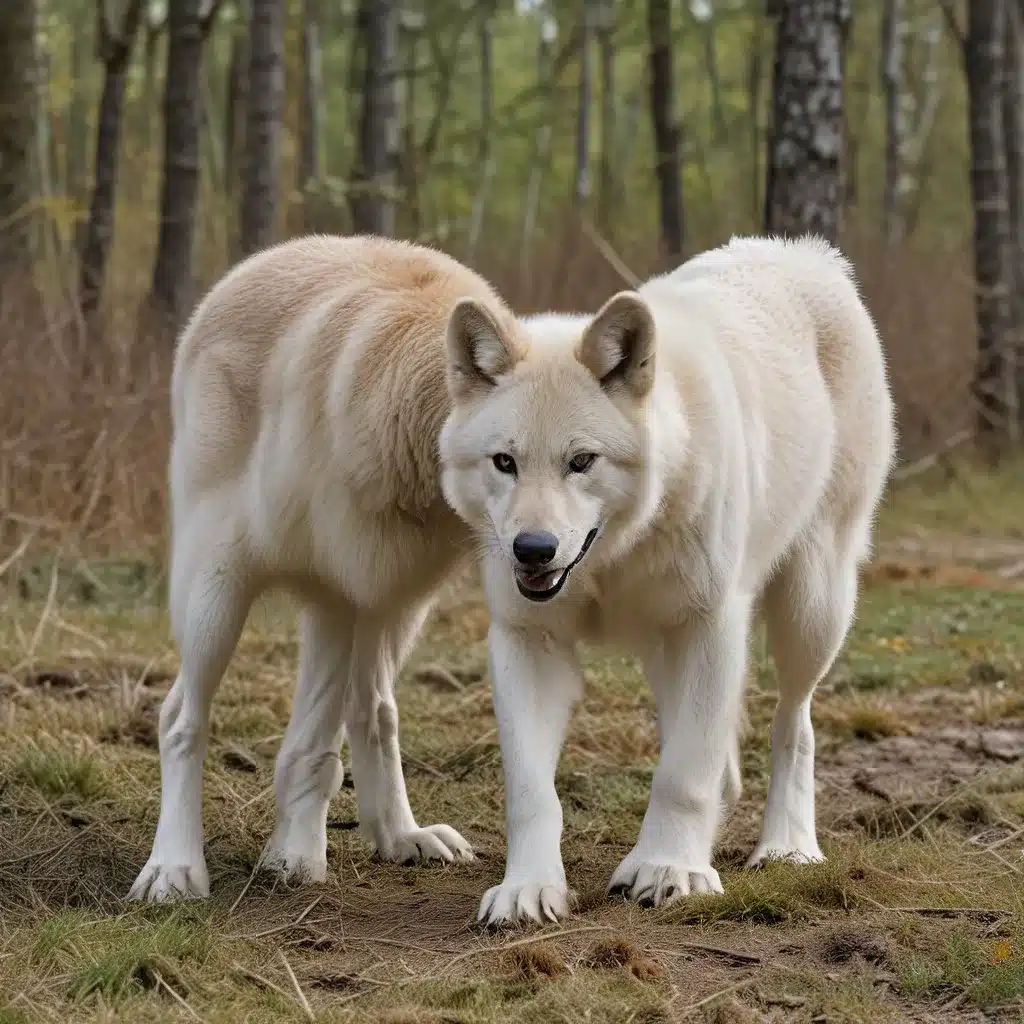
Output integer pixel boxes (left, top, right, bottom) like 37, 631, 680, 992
515, 528, 598, 603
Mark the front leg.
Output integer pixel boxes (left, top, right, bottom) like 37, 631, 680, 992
478, 623, 583, 928
609, 593, 752, 907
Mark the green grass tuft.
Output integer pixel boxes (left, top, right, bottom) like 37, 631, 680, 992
897, 933, 1024, 1008
9, 747, 109, 803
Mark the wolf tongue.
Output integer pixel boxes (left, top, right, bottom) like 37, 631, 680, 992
522, 571, 554, 589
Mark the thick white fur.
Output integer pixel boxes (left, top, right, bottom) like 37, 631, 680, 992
127, 235, 537, 902
439, 235, 896, 926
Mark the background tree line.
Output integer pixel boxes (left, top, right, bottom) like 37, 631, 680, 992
0, 0, 1021, 463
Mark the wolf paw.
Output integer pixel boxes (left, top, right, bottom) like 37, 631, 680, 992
376, 824, 474, 865
259, 842, 329, 885
127, 859, 210, 902
745, 842, 825, 869
477, 881, 574, 928
607, 856, 722, 907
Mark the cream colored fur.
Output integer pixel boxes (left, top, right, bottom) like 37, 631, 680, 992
129, 235, 532, 902
439, 235, 897, 926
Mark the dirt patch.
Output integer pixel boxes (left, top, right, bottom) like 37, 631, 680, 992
584, 935, 666, 981
818, 926, 890, 966
505, 942, 567, 979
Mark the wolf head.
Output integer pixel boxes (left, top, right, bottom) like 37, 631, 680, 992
438, 291, 660, 602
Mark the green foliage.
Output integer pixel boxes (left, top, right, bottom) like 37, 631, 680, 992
36, 0, 971, 294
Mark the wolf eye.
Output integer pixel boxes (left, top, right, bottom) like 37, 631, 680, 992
492, 453, 517, 475
568, 453, 597, 474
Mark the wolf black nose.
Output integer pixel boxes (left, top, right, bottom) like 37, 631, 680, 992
513, 531, 558, 566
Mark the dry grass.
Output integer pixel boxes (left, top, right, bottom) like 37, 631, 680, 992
0, 229, 996, 564
1, 477, 1023, 1020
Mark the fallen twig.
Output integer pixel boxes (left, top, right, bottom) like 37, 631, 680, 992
232, 962, 290, 999
653, 942, 761, 966
227, 894, 324, 940
442, 924, 613, 974
675, 977, 758, 1016
278, 950, 315, 1021
152, 970, 205, 1022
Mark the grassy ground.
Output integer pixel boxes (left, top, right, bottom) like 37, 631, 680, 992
1, 460, 1023, 1023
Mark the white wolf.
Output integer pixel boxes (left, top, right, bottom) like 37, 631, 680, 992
439, 235, 896, 926
128, 235, 536, 901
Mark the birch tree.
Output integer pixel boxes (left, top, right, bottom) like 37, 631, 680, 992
881, 0, 906, 245
764, 0, 848, 244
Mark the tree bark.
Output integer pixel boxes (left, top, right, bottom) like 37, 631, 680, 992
967, 0, 1016, 444
79, 0, 146, 319
1003, 1, 1024, 433
148, 0, 206, 335
0, 0, 40, 307
575, 2, 594, 206
225, 1, 249, 200
67, 21, 92, 207
351, 0, 399, 236
240, 0, 285, 255
764, 0, 848, 244
519, 12, 556, 289
595, 0, 616, 230
881, 0, 906, 245
399, 11, 424, 237
647, 0, 683, 260
299, 0, 323, 193
466, 2, 495, 261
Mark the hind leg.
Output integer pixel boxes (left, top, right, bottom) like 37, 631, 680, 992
260, 600, 355, 883
129, 519, 255, 901
747, 520, 862, 868
345, 606, 473, 864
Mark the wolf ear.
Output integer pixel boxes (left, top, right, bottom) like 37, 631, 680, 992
577, 291, 656, 400
446, 298, 520, 400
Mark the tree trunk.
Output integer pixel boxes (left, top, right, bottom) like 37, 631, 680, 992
899, 9, 944, 240
1003, 1, 1024, 434
299, 0, 322, 193
764, 0, 848, 244
351, 0, 399, 237
0, 0, 40, 307
967, 0, 1016, 445
466, 3, 495, 261
519, 14, 556, 290
574, 2, 593, 206
67, 22, 92, 207
79, 0, 145, 319
240, 0, 285, 255
596, 0, 616, 230
881, 0, 906, 245
701, 11, 726, 144
225, 4, 248, 199
747, 10, 766, 225
399, 12, 423, 237
148, 0, 206, 335
647, 0, 684, 260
